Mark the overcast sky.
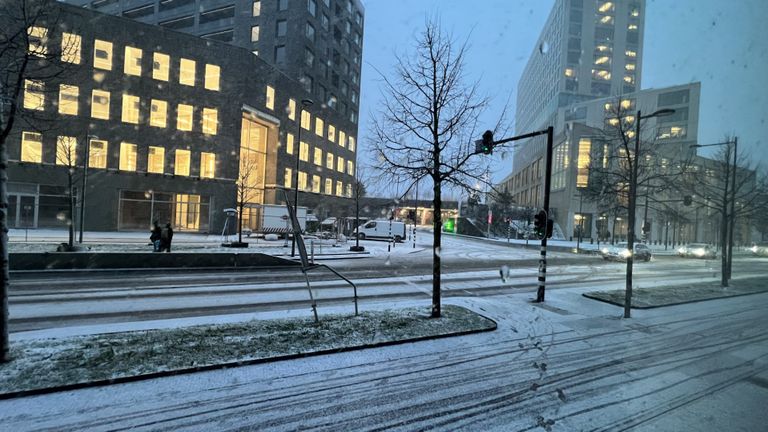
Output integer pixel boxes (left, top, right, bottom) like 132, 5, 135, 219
357, 0, 768, 197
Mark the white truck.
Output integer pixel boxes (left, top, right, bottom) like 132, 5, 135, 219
251, 204, 307, 235
354, 220, 407, 242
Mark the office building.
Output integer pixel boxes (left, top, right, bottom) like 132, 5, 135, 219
4, 1, 357, 233
64, 0, 364, 126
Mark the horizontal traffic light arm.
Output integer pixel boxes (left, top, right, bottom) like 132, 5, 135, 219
475, 128, 552, 155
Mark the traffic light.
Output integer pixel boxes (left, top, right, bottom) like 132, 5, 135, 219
533, 210, 547, 239
683, 195, 693, 206
477, 130, 494, 154
642, 222, 651, 234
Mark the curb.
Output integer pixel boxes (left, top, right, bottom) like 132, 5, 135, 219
0, 311, 497, 400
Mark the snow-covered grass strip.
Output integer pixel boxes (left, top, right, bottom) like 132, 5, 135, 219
0, 305, 495, 396
583, 277, 768, 308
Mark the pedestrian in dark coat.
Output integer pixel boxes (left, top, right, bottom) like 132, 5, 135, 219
150, 221, 162, 252
160, 223, 174, 252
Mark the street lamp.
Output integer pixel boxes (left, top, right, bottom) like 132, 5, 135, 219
624, 107, 675, 318
690, 138, 738, 284
291, 98, 314, 257
78, 132, 98, 244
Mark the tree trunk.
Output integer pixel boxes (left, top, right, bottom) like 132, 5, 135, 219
238, 199, 244, 244
68, 174, 75, 250
431, 176, 442, 318
0, 141, 9, 362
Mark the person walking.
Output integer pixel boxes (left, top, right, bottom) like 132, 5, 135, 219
150, 221, 162, 252
160, 223, 174, 252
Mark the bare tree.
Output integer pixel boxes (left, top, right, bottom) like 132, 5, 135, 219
55, 136, 78, 250
679, 144, 768, 283
234, 152, 259, 245
581, 98, 692, 317
369, 20, 508, 318
1, 0, 78, 362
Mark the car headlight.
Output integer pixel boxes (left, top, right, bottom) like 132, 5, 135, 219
677, 248, 686, 254
601, 248, 609, 254
751, 246, 758, 253
620, 249, 632, 258
693, 249, 705, 256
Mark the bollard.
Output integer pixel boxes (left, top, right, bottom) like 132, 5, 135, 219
310, 240, 315, 264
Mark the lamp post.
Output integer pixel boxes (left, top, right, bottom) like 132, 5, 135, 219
575, 188, 584, 251
291, 99, 313, 257
624, 108, 675, 318
78, 132, 98, 244
690, 138, 738, 285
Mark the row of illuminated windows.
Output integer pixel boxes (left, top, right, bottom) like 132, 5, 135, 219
23, 81, 218, 134
19, 132, 216, 178
283, 134, 355, 175
27, 27, 220, 91
283, 168, 353, 198
270, 92, 356, 151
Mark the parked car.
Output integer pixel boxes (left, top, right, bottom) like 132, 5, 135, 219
600, 242, 653, 262
750, 242, 768, 257
677, 243, 717, 259
353, 220, 407, 242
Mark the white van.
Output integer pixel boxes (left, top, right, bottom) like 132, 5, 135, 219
354, 220, 407, 242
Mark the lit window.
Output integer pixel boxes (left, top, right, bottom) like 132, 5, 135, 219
89, 139, 108, 168
252, 1, 261, 16
27, 27, 48, 57
314, 147, 323, 165
180, 58, 196, 86
284, 167, 292, 188
265, 85, 275, 110
62, 33, 81, 64
91, 90, 110, 119
150, 99, 168, 128
301, 110, 311, 130
631, 7, 640, 17
338, 130, 346, 148
251, 25, 260, 42
286, 133, 294, 154
326, 152, 334, 169
598, 2, 614, 13
564, 68, 575, 77
299, 171, 308, 190
620, 99, 633, 109
177, 104, 193, 131
56, 136, 77, 167
119, 142, 138, 171
58, 84, 79, 116
625, 49, 637, 57
20, 132, 43, 163
336, 180, 343, 197
148, 146, 165, 174
347, 160, 354, 175
337, 156, 344, 172
204, 64, 220, 91
315, 117, 324, 136
94, 39, 113, 70
153, 53, 170, 81
327, 125, 336, 142
299, 141, 309, 161
346, 184, 352, 198
174, 149, 191, 176
288, 99, 296, 120
200, 152, 216, 178
594, 56, 610, 65
23, 80, 45, 111
348, 136, 356, 152
623, 75, 635, 84
625, 63, 636, 71
312, 175, 321, 193
124, 46, 142, 76
577, 138, 591, 188
595, 44, 611, 52
324, 178, 332, 194
121, 94, 140, 124
628, 24, 638, 31
202, 108, 218, 135
599, 15, 613, 25
593, 69, 611, 80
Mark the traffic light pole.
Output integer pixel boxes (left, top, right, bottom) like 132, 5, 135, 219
479, 126, 553, 302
